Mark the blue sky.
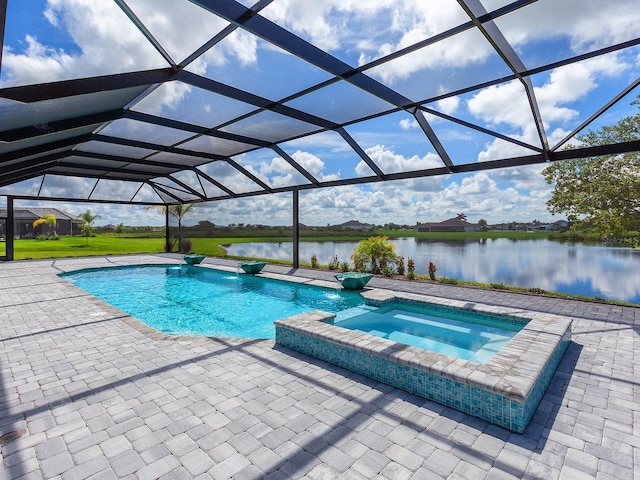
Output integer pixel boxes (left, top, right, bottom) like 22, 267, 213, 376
1, 0, 639, 226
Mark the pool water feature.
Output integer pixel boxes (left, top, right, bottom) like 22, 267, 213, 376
332, 303, 525, 364
60, 264, 364, 338
275, 290, 572, 433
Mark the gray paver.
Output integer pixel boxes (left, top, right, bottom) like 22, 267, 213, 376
0, 254, 638, 479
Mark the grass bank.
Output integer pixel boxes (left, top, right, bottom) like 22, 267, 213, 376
12, 236, 290, 260
12, 236, 166, 259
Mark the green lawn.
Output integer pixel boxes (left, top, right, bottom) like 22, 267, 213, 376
14, 237, 166, 260
13, 236, 259, 260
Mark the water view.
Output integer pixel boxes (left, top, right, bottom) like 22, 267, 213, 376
224, 238, 640, 304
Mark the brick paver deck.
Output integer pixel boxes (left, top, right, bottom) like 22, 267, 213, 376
1, 254, 638, 479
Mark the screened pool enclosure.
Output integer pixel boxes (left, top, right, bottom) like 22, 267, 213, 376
1, 0, 639, 262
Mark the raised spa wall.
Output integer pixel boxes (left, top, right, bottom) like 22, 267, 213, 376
275, 289, 572, 434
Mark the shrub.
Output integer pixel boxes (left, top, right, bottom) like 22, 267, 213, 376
311, 254, 319, 268
395, 256, 405, 276
327, 254, 339, 270
381, 265, 395, 277
491, 282, 508, 290
407, 257, 416, 280
179, 238, 192, 253
428, 261, 437, 281
341, 261, 350, 272
439, 277, 458, 285
351, 236, 396, 274
352, 254, 366, 272
527, 287, 546, 295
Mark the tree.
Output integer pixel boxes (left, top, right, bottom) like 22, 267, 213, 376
80, 210, 101, 245
478, 218, 488, 232
351, 236, 396, 274
33, 213, 57, 237
115, 223, 125, 235
542, 97, 640, 237
146, 204, 196, 252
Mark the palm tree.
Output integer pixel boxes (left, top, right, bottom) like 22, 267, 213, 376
80, 210, 101, 245
33, 213, 57, 237
146, 204, 196, 252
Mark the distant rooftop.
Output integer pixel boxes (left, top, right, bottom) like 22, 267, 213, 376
0, 207, 80, 221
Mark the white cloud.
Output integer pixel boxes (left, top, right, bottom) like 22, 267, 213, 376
399, 118, 419, 130
435, 95, 460, 115
491, 164, 550, 192
291, 151, 340, 182
0, 0, 259, 90
1, 0, 165, 86
201, 30, 258, 67
197, 162, 263, 194
261, 1, 341, 51
114, 81, 194, 120
366, 28, 492, 84
468, 54, 630, 160
497, 0, 640, 53
254, 155, 308, 188
262, 0, 416, 51
118, 0, 230, 64
1, 170, 554, 227
467, 81, 531, 129
260, 0, 640, 89
359, 145, 442, 175
1, 35, 74, 85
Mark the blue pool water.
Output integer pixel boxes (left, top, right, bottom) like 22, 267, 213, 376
60, 265, 364, 338
332, 303, 526, 363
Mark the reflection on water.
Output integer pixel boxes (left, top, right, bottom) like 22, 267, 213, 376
225, 238, 640, 304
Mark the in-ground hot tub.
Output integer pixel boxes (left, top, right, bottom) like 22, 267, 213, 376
275, 289, 572, 433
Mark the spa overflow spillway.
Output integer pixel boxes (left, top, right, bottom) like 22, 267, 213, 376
275, 290, 572, 433
59, 264, 364, 338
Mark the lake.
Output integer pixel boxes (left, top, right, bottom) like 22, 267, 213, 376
224, 238, 640, 304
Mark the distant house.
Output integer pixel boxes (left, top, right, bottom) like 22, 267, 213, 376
0, 207, 83, 238
416, 217, 480, 233
336, 220, 373, 230
548, 220, 570, 231
527, 221, 547, 231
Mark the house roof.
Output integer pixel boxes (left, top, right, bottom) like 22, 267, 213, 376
338, 220, 372, 228
0, 2, 638, 206
0, 207, 81, 221
417, 217, 478, 227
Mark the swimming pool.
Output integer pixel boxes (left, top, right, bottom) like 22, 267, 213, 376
60, 264, 364, 338
331, 303, 525, 364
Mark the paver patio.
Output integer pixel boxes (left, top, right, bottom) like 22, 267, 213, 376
1, 254, 638, 479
